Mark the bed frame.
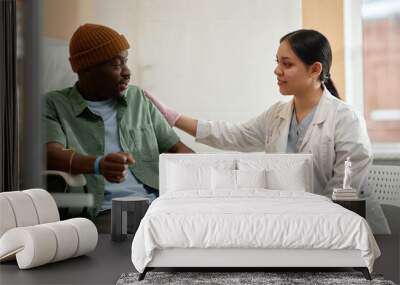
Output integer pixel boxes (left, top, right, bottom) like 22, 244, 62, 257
140, 248, 370, 280
138, 154, 372, 281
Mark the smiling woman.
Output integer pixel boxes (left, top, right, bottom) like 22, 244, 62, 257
278, 30, 339, 98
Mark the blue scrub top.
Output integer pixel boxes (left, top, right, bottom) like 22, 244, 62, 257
286, 107, 317, 153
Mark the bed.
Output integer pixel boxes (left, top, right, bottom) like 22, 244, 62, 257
131, 153, 380, 280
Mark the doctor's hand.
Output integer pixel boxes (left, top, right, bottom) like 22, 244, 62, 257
100, 152, 135, 183
144, 90, 181, 126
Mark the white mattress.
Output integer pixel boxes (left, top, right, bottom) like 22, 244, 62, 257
131, 190, 380, 273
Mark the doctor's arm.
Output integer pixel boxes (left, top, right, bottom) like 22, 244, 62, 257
175, 115, 198, 137
144, 90, 266, 152
144, 90, 198, 136
194, 114, 267, 152
323, 112, 373, 196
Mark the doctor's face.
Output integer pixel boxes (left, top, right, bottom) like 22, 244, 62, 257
274, 40, 314, 96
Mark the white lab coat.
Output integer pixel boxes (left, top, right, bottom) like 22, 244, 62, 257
196, 90, 390, 234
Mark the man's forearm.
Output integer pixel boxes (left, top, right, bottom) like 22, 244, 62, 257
167, 141, 194, 153
46, 143, 97, 174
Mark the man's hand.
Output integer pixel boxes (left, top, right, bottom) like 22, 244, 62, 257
100, 152, 135, 183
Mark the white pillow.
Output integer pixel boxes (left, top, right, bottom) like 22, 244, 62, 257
266, 167, 306, 191
167, 160, 236, 192
167, 163, 211, 191
211, 168, 236, 190
238, 159, 307, 191
237, 169, 267, 189
211, 169, 268, 190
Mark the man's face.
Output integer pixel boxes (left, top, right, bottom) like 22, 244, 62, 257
87, 50, 131, 100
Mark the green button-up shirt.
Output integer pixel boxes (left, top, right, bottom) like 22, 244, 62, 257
44, 84, 180, 217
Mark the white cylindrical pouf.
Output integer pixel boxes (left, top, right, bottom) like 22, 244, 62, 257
42, 221, 79, 262
66, 218, 98, 257
0, 226, 57, 269
0, 189, 98, 269
24, 189, 60, 223
0, 195, 17, 237
1, 192, 39, 227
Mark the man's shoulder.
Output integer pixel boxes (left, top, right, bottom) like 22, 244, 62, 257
125, 85, 142, 98
44, 86, 79, 117
125, 85, 148, 106
126, 84, 141, 93
45, 86, 75, 103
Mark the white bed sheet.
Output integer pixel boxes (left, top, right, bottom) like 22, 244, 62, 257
131, 190, 380, 273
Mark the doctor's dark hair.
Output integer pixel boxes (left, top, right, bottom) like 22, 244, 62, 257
280, 29, 340, 99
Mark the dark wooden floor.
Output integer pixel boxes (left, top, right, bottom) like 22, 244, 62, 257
0, 234, 398, 284
0, 234, 135, 285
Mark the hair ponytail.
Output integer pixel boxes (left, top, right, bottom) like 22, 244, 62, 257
324, 78, 340, 99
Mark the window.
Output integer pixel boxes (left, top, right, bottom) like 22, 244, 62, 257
362, 0, 400, 144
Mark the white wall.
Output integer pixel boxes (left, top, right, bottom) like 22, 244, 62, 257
43, 0, 302, 152
129, 0, 302, 151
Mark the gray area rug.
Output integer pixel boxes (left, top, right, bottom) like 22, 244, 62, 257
117, 271, 396, 285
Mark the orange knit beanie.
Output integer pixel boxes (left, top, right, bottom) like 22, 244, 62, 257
69, 23, 130, 72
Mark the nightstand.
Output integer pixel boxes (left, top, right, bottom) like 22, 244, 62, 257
332, 199, 366, 218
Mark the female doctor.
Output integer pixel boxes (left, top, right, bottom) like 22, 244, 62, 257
146, 29, 389, 234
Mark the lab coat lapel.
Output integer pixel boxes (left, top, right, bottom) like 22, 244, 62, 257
298, 91, 330, 152
274, 99, 293, 153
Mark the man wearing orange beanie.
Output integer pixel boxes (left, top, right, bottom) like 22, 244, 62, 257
44, 24, 193, 231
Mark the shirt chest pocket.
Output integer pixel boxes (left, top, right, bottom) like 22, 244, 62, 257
130, 124, 159, 161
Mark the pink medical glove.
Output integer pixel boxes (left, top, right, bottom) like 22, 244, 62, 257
144, 90, 181, 126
